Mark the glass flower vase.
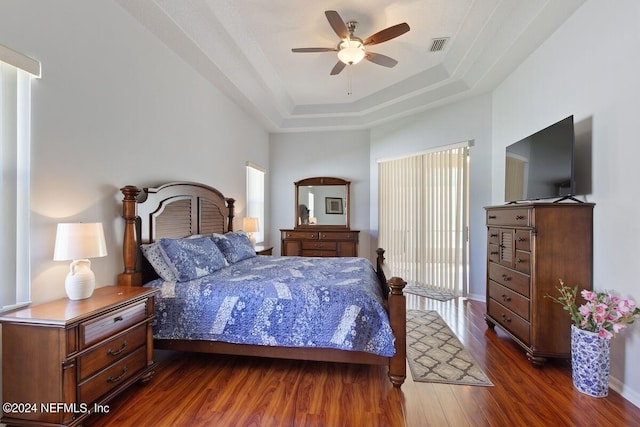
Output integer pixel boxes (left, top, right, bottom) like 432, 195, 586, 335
571, 325, 611, 397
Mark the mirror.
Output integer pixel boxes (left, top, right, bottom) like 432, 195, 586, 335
295, 177, 350, 229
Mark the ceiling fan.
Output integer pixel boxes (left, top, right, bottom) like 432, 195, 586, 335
292, 10, 410, 75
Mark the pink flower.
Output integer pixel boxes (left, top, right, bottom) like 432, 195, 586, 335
598, 328, 613, 339
617, 300, 634, 315
579, 304, 591, 317
593, 303, 608, 324
581, 290, 596, 302
613, 323, 627, 333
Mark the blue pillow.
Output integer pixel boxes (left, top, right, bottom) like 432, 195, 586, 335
212, 232, 257, 264
158, 236, 228, 282
140, 242, 179, 282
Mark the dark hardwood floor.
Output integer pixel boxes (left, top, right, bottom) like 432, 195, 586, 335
85, 294, 640, 426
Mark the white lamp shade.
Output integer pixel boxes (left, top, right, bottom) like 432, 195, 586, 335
53, 222, 108, 261
54, 222, 107, 300
242, 217, 260, 233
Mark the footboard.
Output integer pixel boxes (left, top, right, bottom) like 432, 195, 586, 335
376, 248, 407, 387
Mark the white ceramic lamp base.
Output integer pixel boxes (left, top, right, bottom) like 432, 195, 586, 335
65, 259, 96, 300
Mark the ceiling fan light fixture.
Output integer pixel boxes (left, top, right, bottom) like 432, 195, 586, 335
337, 38, 365, 65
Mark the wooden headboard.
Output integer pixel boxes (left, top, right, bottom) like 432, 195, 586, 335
118, 182, 235, 286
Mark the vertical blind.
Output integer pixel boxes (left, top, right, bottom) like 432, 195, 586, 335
378, 145, 469, 295
1, 45, 40, 312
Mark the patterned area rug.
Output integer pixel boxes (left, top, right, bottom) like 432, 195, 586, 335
403, 284, 455, 301
406, 310, 493, 386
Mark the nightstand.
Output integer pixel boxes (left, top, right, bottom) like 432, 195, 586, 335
255, 245, 273, 255
0, 286, 158, 427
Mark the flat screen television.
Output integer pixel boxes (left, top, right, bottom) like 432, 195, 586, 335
504, 115, 575, 203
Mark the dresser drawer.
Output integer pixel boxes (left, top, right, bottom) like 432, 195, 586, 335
487, 228, 500, 245
81, 302, 147, 348
78, 324, 147, 380
514, 229, 531, 251
514, 250, 531, 274
488, 263, 530, 297
302, 250, 335, 257
489, 281, 530, 321
488, 244, 500, 264
78, 346, 147, 404
282, 231, 318, 240
486, 208, 531, 226
319, 232, 355, 241
488, 299, 530, 344
302, 240, 337, 250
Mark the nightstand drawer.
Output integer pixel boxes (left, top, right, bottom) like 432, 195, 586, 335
81, 302, 147, 348
78, 346, 146, 404
79, 324, 146, 380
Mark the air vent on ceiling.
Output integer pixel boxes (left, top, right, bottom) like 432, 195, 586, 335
429, 37, 449, 52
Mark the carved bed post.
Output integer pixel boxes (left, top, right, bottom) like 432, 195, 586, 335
226, 198, 235, 231
117, 185, 142, 286
376, 248, 407, 387
387, 276, 407, 387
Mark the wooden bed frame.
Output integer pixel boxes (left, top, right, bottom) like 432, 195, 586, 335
117, 181, 407, 386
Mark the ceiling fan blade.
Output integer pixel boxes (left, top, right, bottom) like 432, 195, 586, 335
364, 23, 410, 46
365, 52, 398, 68
330, 61, 346, 75
325, 10, 349, 39
292, 47, 337, 53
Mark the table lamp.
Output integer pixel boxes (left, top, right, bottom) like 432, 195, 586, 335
242, 217, 259, 246
53, 222, 107, 300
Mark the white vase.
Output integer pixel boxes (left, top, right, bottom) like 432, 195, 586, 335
571, 325, 611, 397
65, 259, 96, 300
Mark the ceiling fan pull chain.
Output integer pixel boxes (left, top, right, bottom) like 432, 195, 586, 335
347, 67, 353, 95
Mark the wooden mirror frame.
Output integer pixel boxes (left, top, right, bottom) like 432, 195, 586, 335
294, 177, 350, 229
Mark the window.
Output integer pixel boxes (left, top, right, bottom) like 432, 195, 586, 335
1, 44, 40, 313
378, 143, 470, 296
245, 162, 265, 244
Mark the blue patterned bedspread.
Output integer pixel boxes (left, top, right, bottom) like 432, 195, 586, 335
145, 256, 396, 356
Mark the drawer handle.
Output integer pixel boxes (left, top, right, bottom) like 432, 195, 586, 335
516, 258, 523, 264
107, 366, 128, 383
107, 340, 128, 357
490, 233, 498, 238
113, 315, 124, 323
501, 274, 511, 282
501, 314, 512, 323
490, 251, 499, 255
515, 215, 525, 220
488, 215, 496, 219
501, 294, 511, 302
517, 237, 526, 242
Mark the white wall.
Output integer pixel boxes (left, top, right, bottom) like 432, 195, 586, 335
370, 94, 493, 300
0, 0, 269, 304
492, 0, 640, 405
269, 131, 371, 259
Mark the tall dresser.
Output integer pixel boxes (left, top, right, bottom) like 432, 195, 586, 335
484, 202, 594, 366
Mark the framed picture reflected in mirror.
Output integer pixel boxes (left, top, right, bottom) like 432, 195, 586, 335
325, 197, 343, 214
